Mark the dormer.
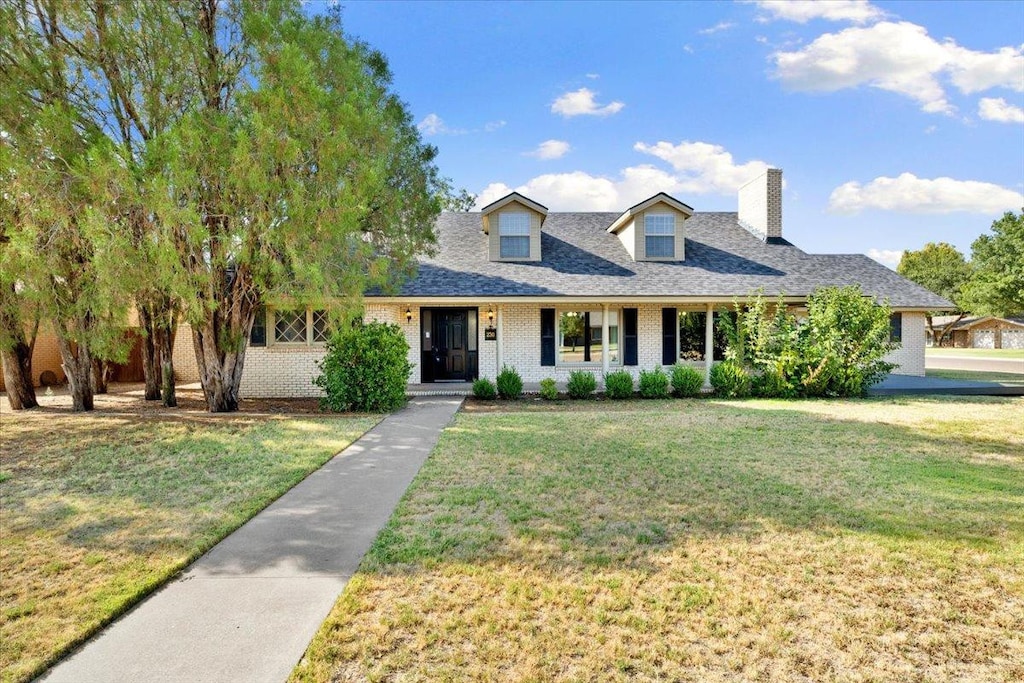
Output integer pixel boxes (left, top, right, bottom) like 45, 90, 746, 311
480, 192, 548, 262
606, 193, 693, 261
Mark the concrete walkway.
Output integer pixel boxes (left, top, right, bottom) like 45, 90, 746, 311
40, 396, 464, 683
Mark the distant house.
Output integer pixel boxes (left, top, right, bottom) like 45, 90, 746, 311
929, 315, 1024, 349
167, 169, 951, 398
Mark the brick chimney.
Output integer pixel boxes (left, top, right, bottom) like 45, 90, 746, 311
738, 168, 782, 242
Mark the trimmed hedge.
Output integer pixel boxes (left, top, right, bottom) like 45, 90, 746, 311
567, 370, 597, 399
671, 364, 704, 397
638, 366, 670, 398
472, 378, 497, 399
539, 378, 559, 400
603, 370, 634, 399
496, 365, 523, 400
710, 360, 752, 398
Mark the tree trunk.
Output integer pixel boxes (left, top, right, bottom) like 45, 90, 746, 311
1, 340, 37, 410
0, 283, 38, 410
57, 328, 94, 412
91, 357, 111, 394
158, 323, 177, 408
139, 305, 162, 401
191, 281, 257, 413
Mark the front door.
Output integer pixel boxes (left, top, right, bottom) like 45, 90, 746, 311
434, 310, 468, 380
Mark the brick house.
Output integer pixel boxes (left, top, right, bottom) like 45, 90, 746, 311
169, 169, 950, 397
929, 315, 1024, 349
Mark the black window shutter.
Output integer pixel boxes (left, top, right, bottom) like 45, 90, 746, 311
583, 312, 591, 362
662, 307, 677, 365
623, 308, 638, 366
541, 308, 556, 366
890, 312, 903, 343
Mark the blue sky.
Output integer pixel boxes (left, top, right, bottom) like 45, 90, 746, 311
327, 0, 1023, 267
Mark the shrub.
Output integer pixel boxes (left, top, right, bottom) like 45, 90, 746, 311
671, 364, 705, 397
603, 370, 634, 399
472, 378, 497, 400
710, 360, 752, 398
566, 370, 597, 399
638, 366, 670, 398
315, 321, 411, 412
719, 286, 898, 398
539, 377, 559, 400
496, 365, 523, 399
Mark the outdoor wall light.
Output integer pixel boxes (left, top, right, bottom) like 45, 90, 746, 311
487, 307, 494, 324
405, 307, 412, 323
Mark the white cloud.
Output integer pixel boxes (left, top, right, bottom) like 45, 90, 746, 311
417, 113, 467, 136
754, 0, 884, 25
483, 120, 507, 132
683, 44, 695, 54
978, 97, 1024, 123
773, 21, 1024, 115
924, 125, 938, 134
476, 141, 772, 211
828, 173, 1024, 214
551, 88, 625, 118
525, 139, 571, 160
699, 21, 736, 35
633, 140, 772, 194
866, 248, 903, 269
585, 73, 600, 80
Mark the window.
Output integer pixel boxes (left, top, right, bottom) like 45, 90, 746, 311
644, 213, 675, 258
271, 309, 330, 345
499, 212, 531, 258
677, 311, 729, 361
250, 306, 267, 347
312, 310, 330, 343
890, 312, 902, 343
274, 310, 307, 343
558, 309, 620, 365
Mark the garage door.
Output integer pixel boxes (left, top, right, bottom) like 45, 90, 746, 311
973, 329, 995, 348
1002, 329, 1024, 350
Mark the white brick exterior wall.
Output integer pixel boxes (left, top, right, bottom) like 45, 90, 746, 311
167, 304, 930, 396
885, 312, 926, 376
172, 325, 200, 382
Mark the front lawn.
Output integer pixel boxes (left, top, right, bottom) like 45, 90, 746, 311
927, 347, 1024, 359
926, 368, 1024, 384
294, 397, 1024, 682
0, 400, 376, 683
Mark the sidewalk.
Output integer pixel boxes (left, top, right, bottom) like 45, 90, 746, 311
40, 396, 464, 683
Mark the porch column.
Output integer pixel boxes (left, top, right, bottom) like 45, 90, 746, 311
496, 305, 504, 375
704, 303, 714, 388
601, 303, 610, 375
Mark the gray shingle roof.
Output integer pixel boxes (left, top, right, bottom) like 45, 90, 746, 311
380, 211, 952, 309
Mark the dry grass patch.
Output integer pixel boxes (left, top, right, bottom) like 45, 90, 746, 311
0, 392, 376, 683
293, 397, 1024, 683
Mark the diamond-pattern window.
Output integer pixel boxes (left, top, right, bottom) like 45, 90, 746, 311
275, 310, 307, 343
312, 310, 330, 343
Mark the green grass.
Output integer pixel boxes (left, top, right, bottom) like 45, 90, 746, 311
927, 368, 1024, 384
0, 408, 377, 683
293, 398, 1024, 683
927, 347, 1024, 359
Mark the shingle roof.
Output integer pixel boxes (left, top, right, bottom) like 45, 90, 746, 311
381, 211, 952, 309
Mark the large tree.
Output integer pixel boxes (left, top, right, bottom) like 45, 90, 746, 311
0, 0, 132, 412
897, 242, 972, 345
150, 1, 443, 412
961, 210, 1024, 318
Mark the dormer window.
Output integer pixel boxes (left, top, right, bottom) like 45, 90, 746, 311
644, 214, 675, 258
499, 212, 531, 258
480, 192, 548, 262
606, 192, 692, 262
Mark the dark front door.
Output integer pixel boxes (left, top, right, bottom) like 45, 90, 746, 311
433, 310, 468, 380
